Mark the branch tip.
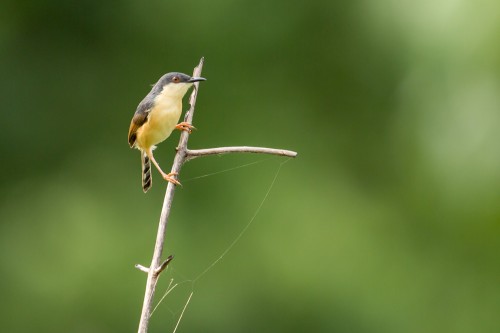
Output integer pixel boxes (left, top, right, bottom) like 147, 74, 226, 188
135, 264, 150, 274
154, 255, 174, 276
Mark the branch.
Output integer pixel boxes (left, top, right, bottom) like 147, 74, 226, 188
136, 58, 297, 333
137, 58, 205, 333
186, 146, 297, 161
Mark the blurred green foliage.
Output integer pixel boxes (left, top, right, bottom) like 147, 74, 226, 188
1, 0, 499, 332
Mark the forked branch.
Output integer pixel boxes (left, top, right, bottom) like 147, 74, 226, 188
136, 57, 297, 333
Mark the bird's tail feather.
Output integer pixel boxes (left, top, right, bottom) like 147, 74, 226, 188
142, 153, 152, 193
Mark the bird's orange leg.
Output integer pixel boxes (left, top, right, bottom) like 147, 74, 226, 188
145, 149, 181, 186
175, 122, 196, 133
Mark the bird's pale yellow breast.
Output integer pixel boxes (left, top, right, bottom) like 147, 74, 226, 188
134, 82, 192, 149
135, 97, 181, 149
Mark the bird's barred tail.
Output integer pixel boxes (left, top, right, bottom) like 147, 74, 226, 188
142, 153, 152, 193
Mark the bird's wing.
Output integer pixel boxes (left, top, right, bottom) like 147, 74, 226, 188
128, 99, 153, 147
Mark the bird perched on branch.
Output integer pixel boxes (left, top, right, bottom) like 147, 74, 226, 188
128, 72, 206, 192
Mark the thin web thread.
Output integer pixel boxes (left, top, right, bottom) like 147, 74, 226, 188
151, 278, 177, 316
182, 157, 274, 183
172, 292, 193, 333
193, 158, 290, 283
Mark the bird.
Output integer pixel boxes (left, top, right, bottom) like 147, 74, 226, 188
128, 72, 206, 192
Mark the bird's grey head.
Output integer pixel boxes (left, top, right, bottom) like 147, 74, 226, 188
151, 72, 206, 98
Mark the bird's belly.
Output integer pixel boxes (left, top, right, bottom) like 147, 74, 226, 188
136, 103, 181, 148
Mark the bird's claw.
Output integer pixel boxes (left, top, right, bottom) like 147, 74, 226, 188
163, 172, 182, 186
175, 122, 196, 134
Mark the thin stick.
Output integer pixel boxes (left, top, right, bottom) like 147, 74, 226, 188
186, 146, 297, 161
136, 58, 297, 332
137, 58, 205, 333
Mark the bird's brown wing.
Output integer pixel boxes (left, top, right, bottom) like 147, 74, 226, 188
129, 93, 156, 147
128, 110, 149, 147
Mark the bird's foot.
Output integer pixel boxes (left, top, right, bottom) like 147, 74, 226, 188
175, 122, 196, 133
162, 172, 182, 186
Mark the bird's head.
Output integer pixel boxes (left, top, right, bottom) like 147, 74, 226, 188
155, 72, 206, 99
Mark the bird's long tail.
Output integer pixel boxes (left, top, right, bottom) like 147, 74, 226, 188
142, 152, 152, 193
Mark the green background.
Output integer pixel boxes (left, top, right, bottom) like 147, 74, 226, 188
1, 1, 499, 332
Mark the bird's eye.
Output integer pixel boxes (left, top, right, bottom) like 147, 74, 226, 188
172, 76, 180, 83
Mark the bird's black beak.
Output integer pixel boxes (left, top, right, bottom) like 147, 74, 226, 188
189, 76, 206, 83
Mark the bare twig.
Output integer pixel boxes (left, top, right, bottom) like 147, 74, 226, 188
186, 146, 297, 161
135, 264, 150, 274
136, 58, 297, 333
154, 255, 174, 276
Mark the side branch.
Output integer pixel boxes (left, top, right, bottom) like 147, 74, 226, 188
186, 146, 297, 161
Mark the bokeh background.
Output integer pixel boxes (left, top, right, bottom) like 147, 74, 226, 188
1, 1, 499, 332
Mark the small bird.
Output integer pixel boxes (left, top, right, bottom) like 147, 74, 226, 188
128, 72, 206, 192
